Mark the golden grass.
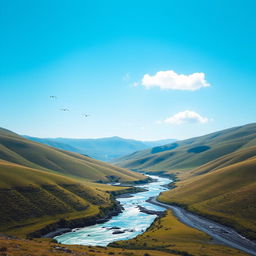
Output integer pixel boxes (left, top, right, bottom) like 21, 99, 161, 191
0, 127, 148, 238
0, 128, 146, 183
115, 123, 256, 173
0, 160, 135, 238
159, 157, 256, 239
112, 210, 248, 256
0, 236, 176, 256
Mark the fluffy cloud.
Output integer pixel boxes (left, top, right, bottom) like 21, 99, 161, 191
164, 110, 209, 125
141, 70, 210, 91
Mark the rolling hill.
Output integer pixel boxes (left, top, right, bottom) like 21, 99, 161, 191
114, 123, 256, 174
158, 147, 256, 239
114, 123, 256, 239
0, 159, 139, 237
0, 128, 147, 183
0, 127, 148, 237
24, 135, 175, 161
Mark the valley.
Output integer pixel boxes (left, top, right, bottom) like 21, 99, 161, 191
0, 124, 255, 256
114, 123, 256, 241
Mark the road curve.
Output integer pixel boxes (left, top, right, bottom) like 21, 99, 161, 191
148, 197, 256, 256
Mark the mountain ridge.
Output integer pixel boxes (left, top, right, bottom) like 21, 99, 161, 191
23, 135, 176, 161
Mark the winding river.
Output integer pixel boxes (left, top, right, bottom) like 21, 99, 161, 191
55, 175, 170, 246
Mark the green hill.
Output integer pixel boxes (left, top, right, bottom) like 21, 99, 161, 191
0, 127, 148, 237
114, 123, 256, 239
0, 128, 146, 183
159, 148, 256, 239
0, 159, 132, 237
114, 123, 256, 174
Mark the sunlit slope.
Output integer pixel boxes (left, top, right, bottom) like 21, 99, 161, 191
0, 128, 146, 183
114, 123, 256, 173
189, 146, 256, 176
112, 210, 247, 256
159, 153, 256, 239
0, 160, 125, 236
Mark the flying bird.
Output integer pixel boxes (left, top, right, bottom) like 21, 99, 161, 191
50, 96, 57, 99
60, 108, 69, 112
82, 114, 90, 117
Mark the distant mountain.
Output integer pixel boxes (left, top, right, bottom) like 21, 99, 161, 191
23, 135, 176, 161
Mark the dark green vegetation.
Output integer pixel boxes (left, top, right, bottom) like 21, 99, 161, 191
24, 135, 175, 161
0, 127, 147, 237
115, 123, 256, 240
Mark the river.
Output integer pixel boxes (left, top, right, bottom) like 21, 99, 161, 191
55, 175, 170, 246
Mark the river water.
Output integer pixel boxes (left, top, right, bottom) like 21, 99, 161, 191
55, 175, 170, 246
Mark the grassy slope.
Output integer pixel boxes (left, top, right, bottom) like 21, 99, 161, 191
0, 127, 148, 237
158, 151, 256, 239
114, 123, 256, 241
114, 123, 256, 173
111, 210, 247, 256
0, 128, 146, 183
0, 160, 132, 237
0, 236, 176, 256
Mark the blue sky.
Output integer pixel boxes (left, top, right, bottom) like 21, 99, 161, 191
1, 0, 256, 140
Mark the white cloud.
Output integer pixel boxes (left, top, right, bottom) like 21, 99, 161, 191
164, 110, 209, 125
132, 81, 139, 87
141, 70, 210, 91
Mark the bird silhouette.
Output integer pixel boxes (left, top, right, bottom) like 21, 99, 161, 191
82, 114, 90, 117
60, 108, 69, 112
50, 96, 57, 99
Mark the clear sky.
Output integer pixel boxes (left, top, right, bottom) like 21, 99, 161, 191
1, 0, 256, 140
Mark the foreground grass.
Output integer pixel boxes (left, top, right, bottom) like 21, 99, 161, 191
0, 236, 176, 256
111, 210, 248, 256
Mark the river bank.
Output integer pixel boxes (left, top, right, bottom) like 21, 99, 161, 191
39, 172, 256, 256
31, 186, 144, 239
30, 199, 123, 239
148, 197, 256, 256
54, 175, 170, 246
